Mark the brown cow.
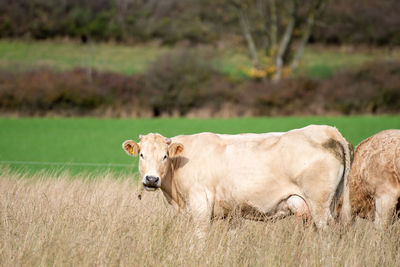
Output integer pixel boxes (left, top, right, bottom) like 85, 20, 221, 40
123, 125, 353, 235
345, 130, 400, 227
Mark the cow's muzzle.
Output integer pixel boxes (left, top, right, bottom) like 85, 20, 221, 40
143, 175, 160, 191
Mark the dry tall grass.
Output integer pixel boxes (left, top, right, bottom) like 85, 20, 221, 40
1, 169, 399, 266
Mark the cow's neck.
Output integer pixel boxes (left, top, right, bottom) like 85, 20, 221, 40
161, 161, 185, 209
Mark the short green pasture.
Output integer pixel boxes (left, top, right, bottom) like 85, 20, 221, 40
0, 40, 168, 75
1, 40, 399, 78
299, 46, 400, 78
0, 116, 399, 176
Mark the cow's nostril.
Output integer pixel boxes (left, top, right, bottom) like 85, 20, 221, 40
145, 176, 159, 184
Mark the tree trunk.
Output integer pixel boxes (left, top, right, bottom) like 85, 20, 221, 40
238, 10, 260, 68
291, 0, 327, 71
273, 0, 297, 81
268, 0, 278, 55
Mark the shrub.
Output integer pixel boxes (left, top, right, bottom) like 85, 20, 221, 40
0, 68, 143, 116
313, 0, 400, 45
237, 78, 320, 116
319, 61, 400, 114
231, 61, 400, 116
0, 60, 399, 117
141, 48, 225, 116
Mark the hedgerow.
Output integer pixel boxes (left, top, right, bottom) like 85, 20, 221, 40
0, 58, 399, 117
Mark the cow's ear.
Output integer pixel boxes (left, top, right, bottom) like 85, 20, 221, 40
168, 143, 184, 157
122, 140, 140, 156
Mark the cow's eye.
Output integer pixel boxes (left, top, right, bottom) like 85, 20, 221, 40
163, 155, 167, 161
140, 153, 144, 159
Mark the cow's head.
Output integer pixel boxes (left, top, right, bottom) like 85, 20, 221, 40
122, 133, 184, 191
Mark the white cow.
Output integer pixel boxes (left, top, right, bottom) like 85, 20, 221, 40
123, 125, 352, 234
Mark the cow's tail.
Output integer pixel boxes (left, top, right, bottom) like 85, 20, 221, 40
338, 135, 353, 224
329, 130, 353, 223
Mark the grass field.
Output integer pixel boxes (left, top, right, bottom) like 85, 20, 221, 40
0, 40, 168, 75
1, 170, 400, 266
1, 116, 400, 265
298, 46, 400, 78
1, 116, 399, 175
2, 40, 400, 266
1, 40, 398, 78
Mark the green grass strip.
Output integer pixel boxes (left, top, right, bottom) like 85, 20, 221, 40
1, 116, 399, 175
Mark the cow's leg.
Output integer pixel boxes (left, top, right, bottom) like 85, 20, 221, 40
191, 202, 212, 238
286, 195, 311, 225
307, 200, 333, 229
302, 163, 344, 229
188, 190, 213, 238
301, 190, 334, 229
374, 192, 398, 228
304, 181, 336, 229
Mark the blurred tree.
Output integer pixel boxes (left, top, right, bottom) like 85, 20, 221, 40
313, 0, 400, 46
1, 0, 399, 48
228, 0, 327, 81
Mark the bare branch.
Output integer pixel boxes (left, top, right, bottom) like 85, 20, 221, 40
237, 8, 260, 68
291, 0, 328, 71
273, 0, 298, 81
268, 0, 278, 54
